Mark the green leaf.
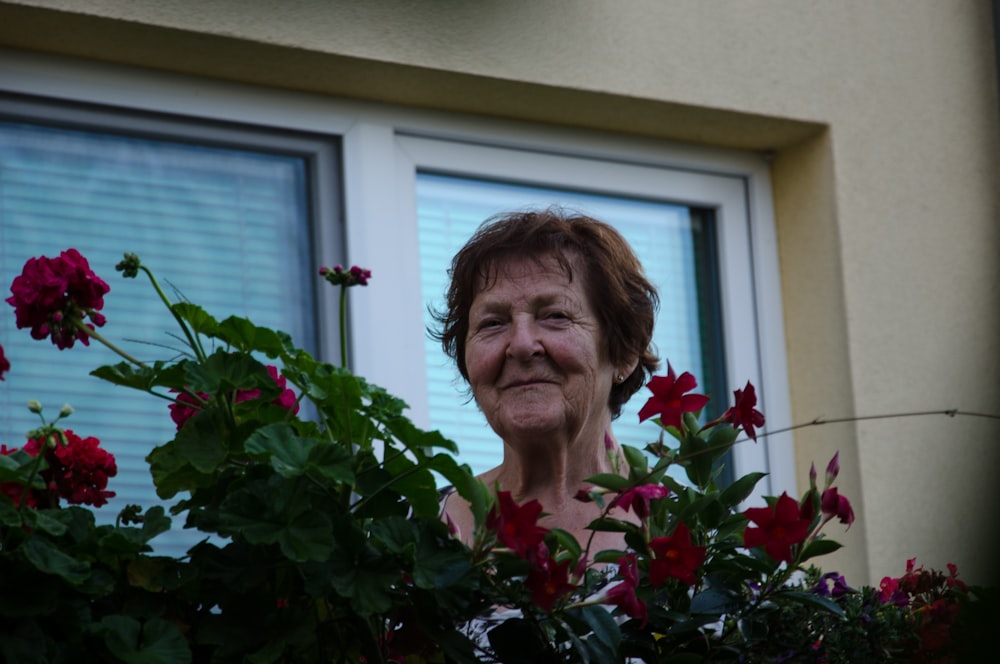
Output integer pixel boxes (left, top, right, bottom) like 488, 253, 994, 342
583, 472, 631, 491
172, 406, 230, 474
429, 454, 486, 526
22, 537, 90, 585
91, 361, 164, 392
244, 423, 313, 477
799, 537, 843, 562
96, 615, 192, 664
577, 603, 622, 652
621, 444, 649, 475
777, 589, 846, 617
215, 315, 290, 357
171, 302, 219, 337
218, 480, 334, 562
718, 471, 767, 508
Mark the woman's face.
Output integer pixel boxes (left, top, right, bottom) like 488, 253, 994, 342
464, 254, 617, 448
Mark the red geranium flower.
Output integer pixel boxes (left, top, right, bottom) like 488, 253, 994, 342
637, 363, 709, 429
3, 430, 117, 508
6, 249, 110, 350
485, 490, 549, 559
648, 521, 706, 586
604, 553, 647, 626
0, 344, 9, 380
523, 543, 576, 612
721, 381, 765, 441
742, 492, 812, 564
611, 484, 670, 520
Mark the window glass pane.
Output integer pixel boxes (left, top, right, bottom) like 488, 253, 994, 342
0, 121, 315, 554
416, 172, 727, 479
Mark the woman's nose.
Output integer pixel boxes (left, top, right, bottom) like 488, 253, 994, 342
506, 317, 543, 359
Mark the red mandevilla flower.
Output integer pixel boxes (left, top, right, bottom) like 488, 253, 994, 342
637, 363, 710, 429
742, 492, 812, 564
721, 381, 765, 441
485, 490, 549, 559
6, 249, 110, 350
524, 544, 576, 612
169, 365, 300, 430
820, 486, 855, 528
611, 484, 670, 521
604, 553, 648, 626
648, 521, 706, 586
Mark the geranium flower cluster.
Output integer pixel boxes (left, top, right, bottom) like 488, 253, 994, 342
1, 428, 117, 508
6, 248, 110, 349
169, 364, 300, 430
319, 263, 372, 287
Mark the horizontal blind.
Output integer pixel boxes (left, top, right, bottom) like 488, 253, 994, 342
416, 173, 726, 479
0, 121, 314, 555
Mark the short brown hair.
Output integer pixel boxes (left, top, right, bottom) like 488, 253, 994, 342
431, 208, 659, 418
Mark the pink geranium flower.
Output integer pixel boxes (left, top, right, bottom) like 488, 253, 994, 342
637, 363, 710, 430
169, 364, 300, 430
6, 249, 110, 350
0, 344, 9, 380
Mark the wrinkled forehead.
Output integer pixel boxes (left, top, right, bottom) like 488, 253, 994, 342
473, 251, 581, 294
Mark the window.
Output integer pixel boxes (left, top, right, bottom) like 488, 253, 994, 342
0, 95, 342, 554
415, 173, 729, 482
1, 55, 793, 555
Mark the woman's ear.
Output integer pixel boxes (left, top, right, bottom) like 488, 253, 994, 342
618, 357, 640, 382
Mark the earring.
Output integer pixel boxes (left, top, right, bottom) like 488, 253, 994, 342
615, 373, 624, 383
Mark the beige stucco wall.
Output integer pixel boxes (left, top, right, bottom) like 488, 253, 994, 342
2, 0, 998, 587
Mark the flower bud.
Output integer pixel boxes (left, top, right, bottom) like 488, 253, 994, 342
27, 400, 43, 413
59, 403, 74, 418
825, 451, 840, 488
115, 252, 142, 278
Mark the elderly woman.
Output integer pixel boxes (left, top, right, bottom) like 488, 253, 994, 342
436, 209, 659, 552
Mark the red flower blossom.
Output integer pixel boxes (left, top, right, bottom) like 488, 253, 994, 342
637, 363, 709, 429
169, 364, 299, 430
6, 249, 110, 350
2, 430, 117, 508
0, 344, 9, 380
648, 522, 706, 586
742, 492, 811, 564
485, 490, 549, 559
721, 381, 765, 441
611, 484, 670, 520
604, 553, 647, 626
820, 486, 855, 528
524, 544, 575, 612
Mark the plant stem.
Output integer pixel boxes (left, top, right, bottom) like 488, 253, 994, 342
139, 265, 207, 363
339, 285, 349, 370
76, 323, 147, 368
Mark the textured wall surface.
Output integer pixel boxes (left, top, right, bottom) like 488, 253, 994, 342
2, 0, 998, 586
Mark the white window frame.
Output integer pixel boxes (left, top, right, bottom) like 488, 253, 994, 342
1, 49, 795, 501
